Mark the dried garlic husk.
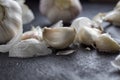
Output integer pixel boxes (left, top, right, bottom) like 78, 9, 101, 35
43, 27, 76, 49
115, 1, 120, 10
78, 27, 102, 46
0, 0, 22, 52
22, 26, 43, 41
9, 39, 52, 58
111, 54, 120, 69
51, 20, 63, 28
40, 0, 82, 23
95, 33, 120, 52
15, 0, 34, 24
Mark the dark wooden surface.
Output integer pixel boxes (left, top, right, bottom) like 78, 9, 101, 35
0, 1, 120, 80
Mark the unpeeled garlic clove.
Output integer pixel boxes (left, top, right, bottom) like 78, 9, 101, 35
15, 0, 34, 24
95, 33, 120, 52
103, 10, 120, 26
22, 26, 43, 41
9, 39, 52, 58
77, 27, 102, 46
43, 27, 76, 49
40, 0, 82, 23
0, 0, 22, 52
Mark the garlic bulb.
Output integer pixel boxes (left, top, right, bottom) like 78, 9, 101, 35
22, 26, 43, 41
40, 0, 82, 23
111, 54, 120, 69
15, 0, 34, 24
43, 27, 76, 49
95, 33, 120, 52
9, 39, 52, 58
0, 0, 22, 52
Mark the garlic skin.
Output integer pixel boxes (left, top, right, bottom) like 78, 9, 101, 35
111, 54, 120, 69
40, 0, 82, 23
9, 39, 52, 58
22, 26, 43, 41
95, 33, 120, 52
43, 27, 76, 49
15, 0, 34, 24
115, 1, 120, 10
0, 0, 22, 52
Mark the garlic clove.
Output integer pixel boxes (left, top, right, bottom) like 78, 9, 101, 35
114, 1, 120, 10
43, 27, 76, 49
77, 27, 102, 46
15, 0, 34, 24
22, 26, 43, 41
0, 0, 22, 52
103, 10, 120, 26
95, 33, 120, 52
9, 39, 52, 58
40, 0, 82, 23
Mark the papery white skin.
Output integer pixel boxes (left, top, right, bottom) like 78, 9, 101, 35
111, 54, 120, 70
51, 20, 63, 28
22, 26, 43, 41
0, 0, 22, 52
15, 0, 34, 24
9, 39, 52, 58
115, 1, 120, 10
43, 27, 76, 49
95, 33, 120, 52
40, 0, 82, 23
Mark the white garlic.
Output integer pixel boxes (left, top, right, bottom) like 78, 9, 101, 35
9, 39, 52, 58
77, 27, 102, 46
111, 54, 120, 69
22, 26, 43, 41
114, 1, 120, 10
0, 0, 22, 52
103, 10, 120, 26
71, 17, 102, 44
15, 0, 34, 24
43, 27, 76, 49
51, 20, 63, 28
40, 0, 82, 23
95, 33, 120, 52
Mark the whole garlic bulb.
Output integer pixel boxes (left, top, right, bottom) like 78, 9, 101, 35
43, 27, 76, 49
15, 0, 34, 24
40, 0, 82, 23
9, 39, 52, 58
0, 0, 22, 52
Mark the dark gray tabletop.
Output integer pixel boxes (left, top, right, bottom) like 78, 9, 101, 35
0, 1, 120, 80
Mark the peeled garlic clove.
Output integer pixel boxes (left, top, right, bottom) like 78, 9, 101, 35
40, 0, 82, 23
9, 39, 52, 58
43, 27, 76, 49
111, 54, 120, 69
15, 0, 34, 24
0, 0, 22, 52
103, 10, 120, 26
95, 33, 120, 52
77, 27, 102, 46
22, 26, 43, 41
